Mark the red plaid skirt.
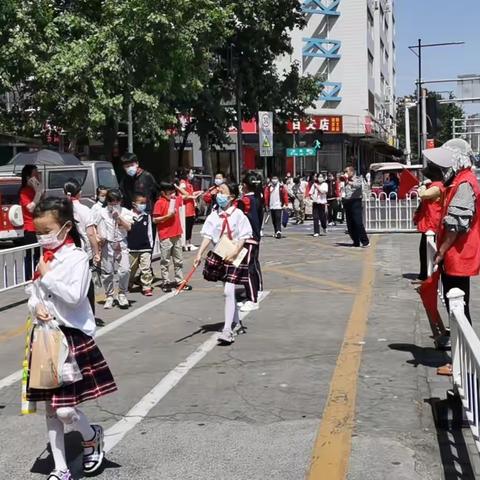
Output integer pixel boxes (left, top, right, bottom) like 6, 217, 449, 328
203, 250, 249, 285
26, 326, 117, 408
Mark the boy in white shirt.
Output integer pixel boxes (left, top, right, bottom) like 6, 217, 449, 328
96, 189, 133, 309
310, 175, 329, 236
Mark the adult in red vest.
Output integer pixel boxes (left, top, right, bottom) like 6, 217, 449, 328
414, 162, 444, 280
425, 139, 480, 323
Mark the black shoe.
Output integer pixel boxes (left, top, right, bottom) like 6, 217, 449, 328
162, 284, 172, 293
275, 232, 282, 239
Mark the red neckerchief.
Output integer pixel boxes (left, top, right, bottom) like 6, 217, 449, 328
32, 237, 75, 281
219, 208, 234, 240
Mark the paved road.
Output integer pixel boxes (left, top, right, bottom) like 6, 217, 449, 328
0, 224, 477, 479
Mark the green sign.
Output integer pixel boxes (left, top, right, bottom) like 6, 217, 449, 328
313, 140, 322, 150
286, 147, 317, 157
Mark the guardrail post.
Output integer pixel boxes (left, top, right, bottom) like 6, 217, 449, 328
425, 230, 436, 277
448, 288, 466, 389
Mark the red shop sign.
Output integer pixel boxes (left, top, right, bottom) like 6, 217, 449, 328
287, 115, 343, 134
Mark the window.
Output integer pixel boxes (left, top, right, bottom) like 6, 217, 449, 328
381, 74, 385, 95
384, 17, 388, 31
368, 90, 375, 115
367, 8, 374, 28
385, 50, 389, 64
380, 40, 385, 62
0, 182, 21, 204
368, 50, 374, 77
97, 167, 118, 189
48, 170, 88, 189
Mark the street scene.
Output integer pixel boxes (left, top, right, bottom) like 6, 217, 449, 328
1, 0, 480, 479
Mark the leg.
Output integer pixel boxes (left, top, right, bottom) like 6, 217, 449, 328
344, 202, 355, 244
22, 230, 38, 281
139, 252, 153, 290
419, 234, 428, 280
351, 199, 368, 246
271, 209, 281, 234
223, 282, 239, 332
254, 243, 264, 292
56, 407, 95, 440
45, 404, 68, 471
101, 244, 115, 298
185, 216, 195, 244
87, 279, 96, 316
171, 236, 185, 284
128, 252, 141, 289
159, 237, 173, 285
312, 203, 320, 234
244, 244, 259, 303
117, 247, 131, 294
319, 204, 327, 231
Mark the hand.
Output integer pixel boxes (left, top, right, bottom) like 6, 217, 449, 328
193, 255, 202, 268
28, 177, 41, 191
93, 253, 101, 265
224, 250, 239, 263
112, 210, 119, 219
37, 257, 50, 277
35, 304, 52, 322
434, 251, 444, 266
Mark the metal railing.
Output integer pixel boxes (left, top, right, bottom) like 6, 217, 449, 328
449, 288, 480, 454
0, 242, 40, 293
363, 191, 420, 232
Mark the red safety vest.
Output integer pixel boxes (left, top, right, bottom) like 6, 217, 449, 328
415, 181, 444, 233
437, 169, 480, 277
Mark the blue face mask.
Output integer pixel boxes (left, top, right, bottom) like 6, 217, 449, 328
135, 203, 147, 213
126, 165, 138, 177
216, 194, 230, 209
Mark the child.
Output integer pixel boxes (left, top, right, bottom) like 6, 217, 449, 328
90, 185, 108, 224
176, 168, 201, 251
194, 182, 253, 345
153, 182, 191, 293
96, 189, 132, 309
26, 197, 117, 480
127, 193, 154, 296
310, 174, 329, 237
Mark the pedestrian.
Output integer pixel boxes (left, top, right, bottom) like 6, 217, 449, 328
310, 174, 328, 236
203, 171, 226, 208
264, 175, 289, 239
90, 185, 108, 223
96, 189, 132, 309
176, 168, 201, 251
194, 182, 252, 344
26, 197, 116, 480
63, 180, 101, 315
426, 139, 480, 324
413, 162, 444, 281
327, 172, 339, 225
153, 182, 191, 293
292, 177, 305, 224
238, 173, 264, 312
19, 164, 42, 280
127, 193, 154, 296
119, 152, 160, 211
343, 166, 370, 248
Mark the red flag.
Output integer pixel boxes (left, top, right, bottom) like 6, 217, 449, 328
174, 265, 198, 296
418, 270, 446, 338
398, 169, 419, 199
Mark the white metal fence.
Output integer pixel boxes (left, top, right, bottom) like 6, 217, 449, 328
363, 192, 420, 233
449, 288, 480, 454
0, 242, 39, 293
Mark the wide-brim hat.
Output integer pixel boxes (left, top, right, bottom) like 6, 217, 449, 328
422, 138, 474, 169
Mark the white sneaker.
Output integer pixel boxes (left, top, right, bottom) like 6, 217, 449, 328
189, 244, 199, 251
117, 293, 129, 308
258, 291, 264, 300
103, 296, 114, 309
313, 233, 320, 237
237, 300, 246, 307
218, 329, 235, 344
240, 301, 259, 312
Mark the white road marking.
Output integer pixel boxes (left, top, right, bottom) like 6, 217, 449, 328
104, 291, 270, 453
0, 292, 175, 391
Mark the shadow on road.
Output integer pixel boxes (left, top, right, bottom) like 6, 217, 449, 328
402, 273, 420, 281
389, 343, 450, 368
174, 322, 225, 343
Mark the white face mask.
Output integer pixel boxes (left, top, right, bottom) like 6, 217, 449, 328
98, 195, 106, 203
36, 223, 69, 250
108, 204, 121, 214
214, 178, 223, 186
125, 164, 138, 177
188, 173, 194, 180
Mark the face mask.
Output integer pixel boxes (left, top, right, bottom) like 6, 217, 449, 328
126, 165, 137, 177
272, 179, 278, 185
108, 204, 121, 213
216, 194, 230, 209
135, 203, 147, 213
214, 178, 223, 186
98, 195, 106, 203
36, 223, 68, 250
188, 173, 194, 181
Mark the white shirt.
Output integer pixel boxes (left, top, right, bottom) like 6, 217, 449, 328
96, 207, 133, 243
90, 201, 104, 225
269, 184, 282, 210
300, 180, 308, 195
26, 244, 96, 337
309, 182, 329, 204
201, 206, 252, 245
72, 200, 95, 258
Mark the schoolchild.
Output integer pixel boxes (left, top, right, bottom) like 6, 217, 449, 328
26, 197, 117, 480
90, 185, 108, 224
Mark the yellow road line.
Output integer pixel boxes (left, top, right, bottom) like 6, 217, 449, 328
307, 236, 378, 480
288, 235, 362, 256
0, 324, 26, 342
265, 266, 357, 294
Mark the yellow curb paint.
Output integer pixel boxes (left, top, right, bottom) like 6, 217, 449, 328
306, 236, 378, 480
266, 266, 356, 294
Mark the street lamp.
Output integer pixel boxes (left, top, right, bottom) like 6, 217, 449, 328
403, 100, 416, 166
408, 40, 465, 159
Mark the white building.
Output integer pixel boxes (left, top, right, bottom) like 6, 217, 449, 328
278, 0, 400, 174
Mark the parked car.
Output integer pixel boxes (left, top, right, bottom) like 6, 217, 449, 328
0, 176, 24, 241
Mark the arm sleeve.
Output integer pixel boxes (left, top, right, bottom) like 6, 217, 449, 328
237, 211, 253, 240
39, 252, 92, 305
200, 214, 216, 240
419, 185, 441, 201
26, 283, 40, 316
444, 182, 476, 232
320, 184, 329, 194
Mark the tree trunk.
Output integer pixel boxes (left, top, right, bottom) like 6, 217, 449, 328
200, 132, 213, 175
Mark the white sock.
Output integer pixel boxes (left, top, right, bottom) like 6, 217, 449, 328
46, 405, 68, 471
56, 407, 95, 441
224, 282, 238, 332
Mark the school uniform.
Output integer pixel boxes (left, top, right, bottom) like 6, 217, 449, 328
127, 211, 154, 291
310, 181, 328, 234
25, 242, 117, 407
96, 207, 133, 297
179, 179, 196, 243
264, 184, 289, 235
153, 196, 184, 285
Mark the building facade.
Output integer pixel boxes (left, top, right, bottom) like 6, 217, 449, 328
277, 0, 400, 174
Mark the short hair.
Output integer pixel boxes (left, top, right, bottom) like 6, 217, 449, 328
133, 192, 147, 201
106, 188, 123, 202
96, 185, 108, 195
121, 152, 138, 164
159, 181, 175, 192
215, 171, 225, 178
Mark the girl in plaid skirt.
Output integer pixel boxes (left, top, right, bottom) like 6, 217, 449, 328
194, 183, 252, 344
26, 198, 117, 480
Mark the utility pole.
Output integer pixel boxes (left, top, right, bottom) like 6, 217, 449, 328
235, 79, 243, 183
404, 101, 415, 166
421, 88, 428, 166
127, 102, 133, 154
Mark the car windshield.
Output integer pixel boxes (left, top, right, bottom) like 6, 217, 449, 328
97, 167, 119, 188
0, 183, 20, 204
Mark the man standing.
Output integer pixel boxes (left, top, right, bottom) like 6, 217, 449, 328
292, 177, 305, 224
426, 139, 480, 323
119, 152, 160, 211
264, 175, 289, 239
343, 166, 369, 248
